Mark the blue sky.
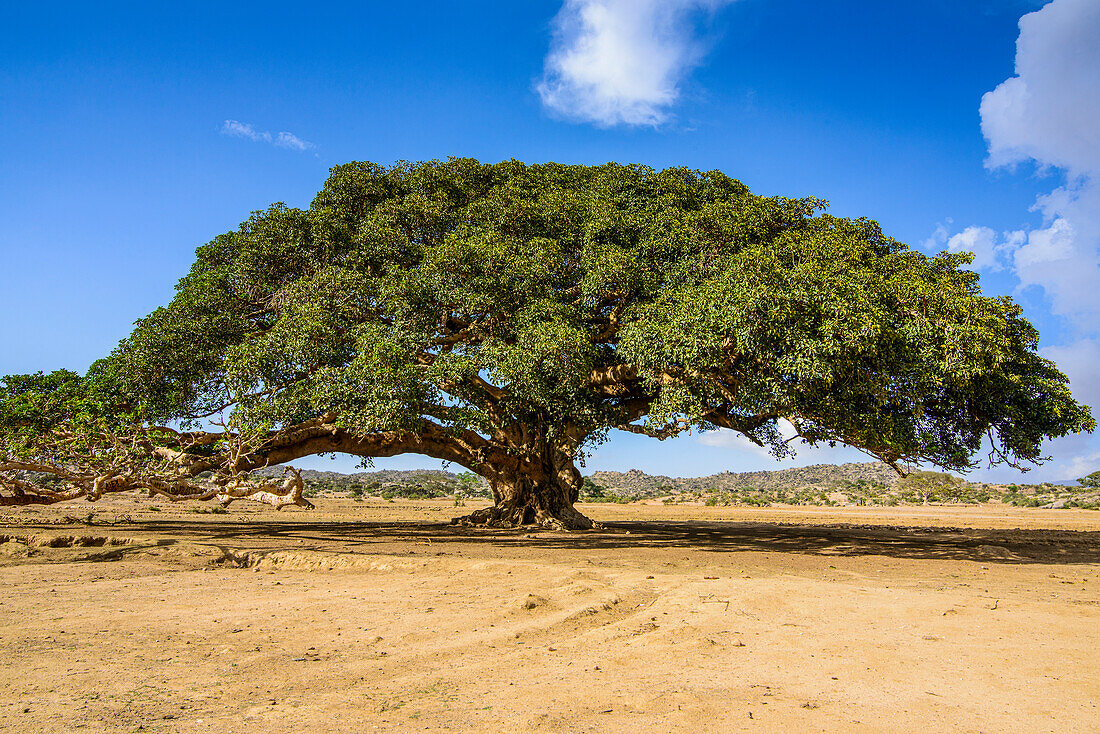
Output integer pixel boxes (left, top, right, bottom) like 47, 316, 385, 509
2, 0, 1097, 481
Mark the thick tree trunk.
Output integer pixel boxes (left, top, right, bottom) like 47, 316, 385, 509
451, 447, 595, 531
452, 473, 595, 530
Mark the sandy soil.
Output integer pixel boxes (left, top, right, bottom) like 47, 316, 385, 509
1, 497, 1098, 733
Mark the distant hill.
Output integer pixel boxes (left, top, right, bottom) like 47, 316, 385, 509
249, 463, 1098, 509
256, 462, 901, 496
590, 462, 904, 498
253, 467, 490, 499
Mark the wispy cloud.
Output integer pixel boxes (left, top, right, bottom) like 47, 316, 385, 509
536, 0, 735, 127
220, 120, 315, 152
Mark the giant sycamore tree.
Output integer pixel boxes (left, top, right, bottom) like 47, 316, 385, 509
1, 160, 1093, 528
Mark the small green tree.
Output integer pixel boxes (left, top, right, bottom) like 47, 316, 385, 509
1078, 471, 1100, 489
580, 477, 608, 501
1, 159, 1093, 528
899, 471, 967, 504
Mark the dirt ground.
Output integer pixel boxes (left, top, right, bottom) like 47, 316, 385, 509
0, 497, 1097, 733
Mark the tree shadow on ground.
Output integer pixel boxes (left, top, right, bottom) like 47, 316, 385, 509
34, 517, 1100, 566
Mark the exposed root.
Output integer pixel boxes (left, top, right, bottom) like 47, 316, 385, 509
451, 503, 598, 531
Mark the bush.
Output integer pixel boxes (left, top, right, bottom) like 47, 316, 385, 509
580, 477, 608, 501
1077, 471, 1100, 489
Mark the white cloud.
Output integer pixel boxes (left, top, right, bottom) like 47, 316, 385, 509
1015, 185, 1100, 322
1041, 338, 1100, 412
1012, 217, 1073, 270
536, 0, 735, 127
221, 120, 266, 142
1060, 451, 1100, 483
696, 426, 779, 458
935, 0, 1100, 483
944, 225, 1010, 271
973, 0, 1100, 323
921, 218, 953, 251
696, 419, 865, 468
1034, 337, 1100, 482
928, 0, 1100, 323
272, 131, 312, 152
221, 120, 315, 151
980, 0, 1100, 175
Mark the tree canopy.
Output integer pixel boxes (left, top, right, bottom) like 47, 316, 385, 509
1, 159, 1093, 528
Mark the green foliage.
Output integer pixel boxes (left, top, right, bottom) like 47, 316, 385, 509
4, 159, 1094, 506
110, 159, 1088, 468
2, 370, 127, 458
0, 369, 181, 485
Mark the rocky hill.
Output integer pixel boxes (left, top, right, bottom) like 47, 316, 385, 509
249, 463, 1097, 509
589, 462, 904, 498
260, 462, 902, 498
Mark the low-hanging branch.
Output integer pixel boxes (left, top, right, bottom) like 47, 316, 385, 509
0, 442, 314, 511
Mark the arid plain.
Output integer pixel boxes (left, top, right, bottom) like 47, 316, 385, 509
1, 498, 1097, 733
